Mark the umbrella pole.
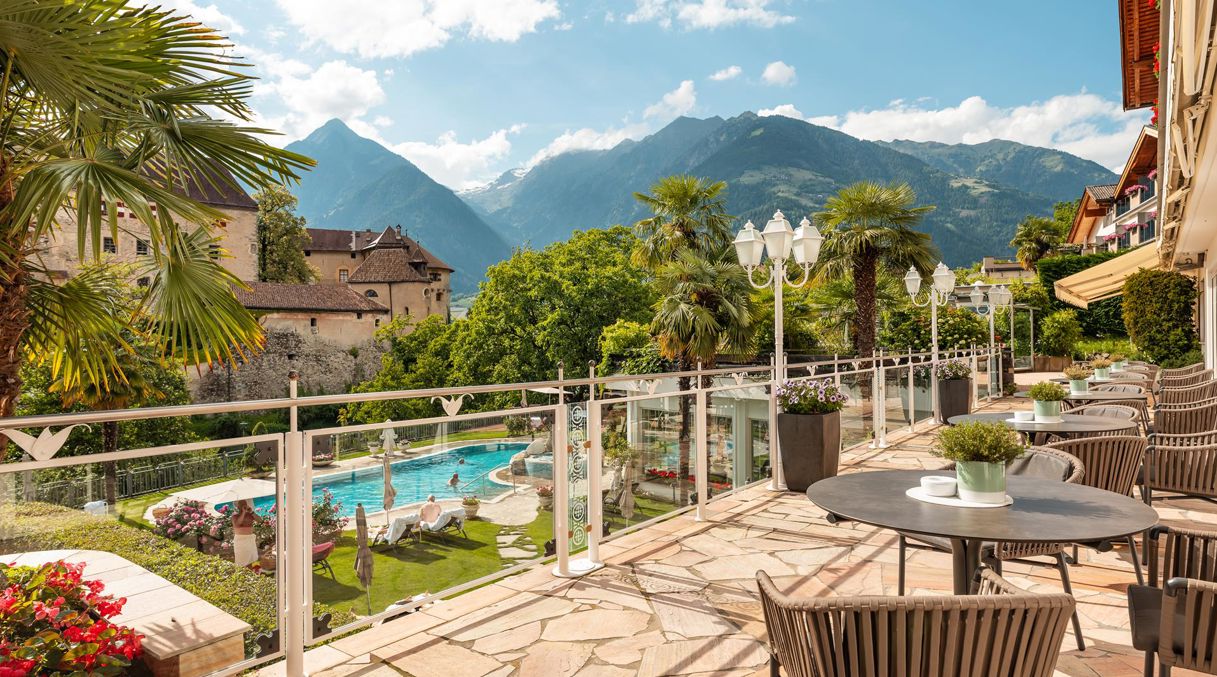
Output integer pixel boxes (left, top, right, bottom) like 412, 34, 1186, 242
366, 587, 373, 616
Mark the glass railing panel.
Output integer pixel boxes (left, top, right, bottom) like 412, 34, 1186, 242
705, 381, 770, 497
836, 370, 873, 449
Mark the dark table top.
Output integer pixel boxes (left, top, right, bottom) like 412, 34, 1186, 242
947, 411, 1137, 433
1013, 391, 1148, 401
806, 469, 1159, 543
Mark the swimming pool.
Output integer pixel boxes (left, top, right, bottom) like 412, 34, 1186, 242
233, 442, 529, 518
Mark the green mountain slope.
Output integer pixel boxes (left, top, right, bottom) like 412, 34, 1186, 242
877, 138, 1117, 202
285, 119, 509, 292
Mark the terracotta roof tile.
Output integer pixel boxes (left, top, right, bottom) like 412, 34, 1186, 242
347, 248, 429, 283
306, 227, 453, 272
235, 282, 388, 313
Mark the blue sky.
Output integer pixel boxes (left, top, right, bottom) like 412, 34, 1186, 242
173, 0, 1148, 189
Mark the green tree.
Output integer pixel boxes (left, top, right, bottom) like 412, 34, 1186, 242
631, 175, 733, 270
1010, 215, 1068, 271
1053, 200, 1080, 230
597, 320, 665, 376
815, 181, 938, 358
1123, 269, 1199, 364
255, 185, 316, 283
1037, 310, 1084, 358
342, 315, 461, 424
0, 3, 311, 415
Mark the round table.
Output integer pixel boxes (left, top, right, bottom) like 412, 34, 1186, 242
806, 470, 1159, 594
947, 411, 1137, 439
1014, 391, 1148, 402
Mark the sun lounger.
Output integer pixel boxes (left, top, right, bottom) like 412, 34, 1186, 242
419, 507, 467, 540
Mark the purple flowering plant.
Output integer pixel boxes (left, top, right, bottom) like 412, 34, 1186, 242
153, 499, 218, 541
775, 378, 847, 415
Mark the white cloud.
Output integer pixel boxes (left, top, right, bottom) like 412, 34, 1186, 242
761, 61, 797, 86
393, 126, 526, 190
710, 65, 742, 81
158, 0, 244, 35
644, 80, 697, 119
253, 56, 387, 140
626, 0, 794, 29
759, 93, 1148, 170
273, 0, 560, 59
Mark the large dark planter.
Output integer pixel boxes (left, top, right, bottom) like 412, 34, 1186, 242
937, 378, 972, 422
777, 410, 841, 492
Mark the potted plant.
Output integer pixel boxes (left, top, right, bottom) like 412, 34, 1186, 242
935, 421, 1025, 504
1029, 381, 1067, 423
934, 359, 973, 422
536, 484, 554, 510
775, 378, 847, 492
1063, 365, 1092, 395
153, 499, 215, 549
461, 495, 481, 520
1109, 353, 1127, 371
312, 450, 336, 467
1090, 357, 1113, 380
311, 489, 349, 544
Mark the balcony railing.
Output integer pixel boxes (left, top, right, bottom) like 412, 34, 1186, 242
0, 344, 1000, 675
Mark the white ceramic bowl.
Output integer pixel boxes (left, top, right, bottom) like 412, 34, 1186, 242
921, 475, 957, 497
1013, 411, 1034, 422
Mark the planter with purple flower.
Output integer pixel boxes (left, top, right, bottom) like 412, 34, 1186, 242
775, 378, 847, 492
935, 359, 973, 423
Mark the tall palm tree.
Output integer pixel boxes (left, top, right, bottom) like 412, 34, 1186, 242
815, 181, 938, 358
632, 175, 733, 270
1009, 215, 1066, 270
650, 250, 753, 503
0, 2, 311, 415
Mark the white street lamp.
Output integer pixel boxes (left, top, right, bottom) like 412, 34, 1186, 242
905, 262, 955, 422
734, 210, 821, 491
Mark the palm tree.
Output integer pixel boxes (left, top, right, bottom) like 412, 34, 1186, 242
650, 250, 753, 503
632, 175, 733, 270
815, 182, 938, 358
0, 2, 312, 416
1010, 215, 1067, 270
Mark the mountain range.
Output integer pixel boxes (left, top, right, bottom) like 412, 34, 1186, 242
287, 115, 1117, 292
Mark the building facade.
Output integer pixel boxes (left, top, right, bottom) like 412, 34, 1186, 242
1066, 126, 1159, 255
979, 257, 1036, 282
233, 283, 390, 349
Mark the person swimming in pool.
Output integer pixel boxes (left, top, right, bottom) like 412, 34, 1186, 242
458, 457, 466, 465
448, 472, 460, 490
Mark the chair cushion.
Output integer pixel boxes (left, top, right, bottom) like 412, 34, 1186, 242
1127, 585, 1185, 653
1008, 453, 1071, 481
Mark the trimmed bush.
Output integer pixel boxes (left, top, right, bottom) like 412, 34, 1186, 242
0, 503, 354, 656
1123, 269, 1199, 365
880, 307, 988, 352
1037, 310, 1083, 357
1038, 252, 1127, 336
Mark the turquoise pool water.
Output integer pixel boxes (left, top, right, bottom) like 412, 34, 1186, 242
235, 442, 528, 517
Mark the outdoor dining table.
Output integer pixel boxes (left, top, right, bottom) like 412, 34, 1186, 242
1013, 390, 1148, 402
806, 469, 1159, 594
947, 411, 1136, 440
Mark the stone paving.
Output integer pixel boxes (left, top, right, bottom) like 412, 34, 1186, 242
268, 398, 1216, 677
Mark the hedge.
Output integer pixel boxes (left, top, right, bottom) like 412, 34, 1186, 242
1037, 252, 1128, 337
879, 307, 988, 353
1123, 268, 1199, 365
0, 503, 354, 656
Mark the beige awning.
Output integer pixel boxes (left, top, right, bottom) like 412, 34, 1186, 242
1054, 245, 1160, 309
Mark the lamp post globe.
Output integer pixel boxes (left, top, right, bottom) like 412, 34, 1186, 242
791, 217, 822, 266
761, 210, 794, 261
903, 266, 921, 298
931, 262, 955, 296
969, 281, 985, 308
733, 220, 765, 269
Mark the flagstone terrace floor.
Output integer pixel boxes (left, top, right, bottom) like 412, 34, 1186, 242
271, 398, 1215, 677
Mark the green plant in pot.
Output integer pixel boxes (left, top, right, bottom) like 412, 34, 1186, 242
1063, 365, 1092, 395
1028, 381, 1067, 422
934, 359, 973, 422
1090, 357, 1113, 380
461, 495, 480, 520
1109, 353, 1127, 371
775, 378, 847, 492
936, 422, 1025, 503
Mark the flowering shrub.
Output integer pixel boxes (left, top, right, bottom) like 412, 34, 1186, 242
645, 468, 681, 482
0, 561, 143, 676
536, 485, 553, 498
934, 359, 971, 381
1124, 184, 1147, 196
153, 499, 217, 541
312, 490, 349, 535
776, 378, 847, 415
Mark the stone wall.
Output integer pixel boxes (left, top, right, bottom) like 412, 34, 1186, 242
192, 329, 385, 402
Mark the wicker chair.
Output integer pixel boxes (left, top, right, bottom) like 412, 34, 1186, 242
1161, 370, 1214, 389
1056, 403, 1141, 439
1142, 441, 1217, 507
1093, 383, 1148, 394
897, 447, 1088, 649
1154, 399, 1217, 436
1161, 362, 1206, 377
758, 568, 1075, 677
1158, 381, 1217, 405
1128, 526, 1217, 677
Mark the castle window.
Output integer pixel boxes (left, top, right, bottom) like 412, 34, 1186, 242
310, 318, 317, 327
305, 250, 311, 257
356, 312, 363, 320
375, 319, 380, 327
429, 272, 441, 282
208, 244, 220, 260
351, 252, 357, 259
136, 239, 149, 256
103, 237, 116, 254
338, 268, 349, 283
365, 290, 378, 298
403, 306, 410, 316
137, 277, 150, 287
436, 292, 444, 302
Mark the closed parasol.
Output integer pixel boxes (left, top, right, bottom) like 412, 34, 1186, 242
354, 503, 374, 614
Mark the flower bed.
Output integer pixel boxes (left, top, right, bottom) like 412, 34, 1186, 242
0, 560, 142, 676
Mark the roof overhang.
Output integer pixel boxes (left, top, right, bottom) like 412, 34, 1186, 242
1120, 0, 1161, 110
1115, 126, 1159, 194
1053, 245, 1160, 309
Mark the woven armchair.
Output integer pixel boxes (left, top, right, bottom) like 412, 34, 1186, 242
1093, 383, 1148, 394
1056, 403, 1141, 438
1143, 442, 1217, 506
1154, 399, 1217, 436
1158, 381, 1217, 405
1128, 526, 1217, 677
1161, 362, 1206, 377
897, 447, 1088, 649
1161, 370, 1214, 389
758, 568, 1075, 677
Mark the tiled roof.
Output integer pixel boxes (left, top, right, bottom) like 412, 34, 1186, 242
150, 164, 258, 210
305, 227, 453, 271
347, 248, 429, 283
1086, 184, 1118, 202
235, 283, 388, 313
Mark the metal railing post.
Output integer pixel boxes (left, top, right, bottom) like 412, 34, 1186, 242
553, 363, 571, 577
873, 350, 888, 448
583, 362, 603, 570
695, 361, 708, 520
970, 344, 978, 410
284, 371, 305, 676
767, 355, 785, 491
907, 348, 916, 433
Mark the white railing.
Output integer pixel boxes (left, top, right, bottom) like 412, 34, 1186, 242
0, 344, 1000, 675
